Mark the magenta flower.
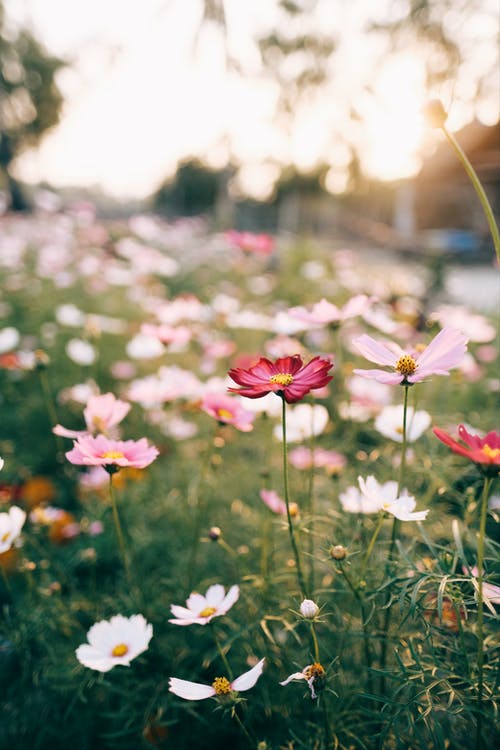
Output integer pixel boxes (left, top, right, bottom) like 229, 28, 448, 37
260, 488, 298, 517
353, 327, 467, 385
228, 355, 333, 403
433, 424, 500, 474
54, 392, 131, 438
226, 230, 274, 256
66, 434, 159, 471
200, 393, 255, 432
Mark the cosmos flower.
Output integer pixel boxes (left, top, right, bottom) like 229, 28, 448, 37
374, 405, 431, 443
168, 584, 239, 626
169, 658, 265, 700
54, 392, 131, 438
228, 355, 333, 404
353, 327, 467, 385
260, 488, 298, 517
66, 434, 159, 471
288, 447, 346, 474
76, 614, 153, 672
288, 295, 371, 328
433, 424, 500, 473
272, 403, 329, 442
299, 599, 320, 619
200, 393, 255, 432
0, 506, 27, 554
357, 476, 428, 521
280, 662, 326, 699
226, 229, 274, 255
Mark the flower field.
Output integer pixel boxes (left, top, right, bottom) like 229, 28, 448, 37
0, 207, 498, 750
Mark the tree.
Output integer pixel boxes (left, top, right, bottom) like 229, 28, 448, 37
0, 1, 65, 210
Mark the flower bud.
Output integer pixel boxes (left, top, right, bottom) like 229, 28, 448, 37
299, 599, 320, 619
424, 99, 447, 129
330, 544, 347, 560
208, 526, 221, 541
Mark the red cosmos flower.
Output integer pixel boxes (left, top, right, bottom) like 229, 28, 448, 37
433, 424, 500, 474
228, 355, 333, 404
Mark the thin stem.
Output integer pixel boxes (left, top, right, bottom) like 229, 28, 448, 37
108, 473, 131, 583
281, 397, 307, 598
310, 622, 320, 662
306, 419, 316, 595
39, 369, 65, 461
211, 623, 233, 680
361, 511, 384, 579
339, 561, 373, 693
442, 125, 500, 262
475, 475, 493, 749
231, 706, 256, 748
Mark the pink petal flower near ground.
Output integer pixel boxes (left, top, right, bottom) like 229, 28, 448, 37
353, 327, 468, 385
228, 355, 333, 403
66, 434, 159, 470
200, 393, 255, 432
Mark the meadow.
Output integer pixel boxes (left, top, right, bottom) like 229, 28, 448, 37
0, 205, 498, 749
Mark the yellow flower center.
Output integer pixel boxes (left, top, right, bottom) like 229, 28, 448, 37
1, 532, 10, 543
92, 416, 106, 432
289, 502, 299, 517
482, 444, 500, 460
395, 355, 417, 377
212, 676, 232, 695
304, 662, 325, 680
270, 373, 294, 386
198, 606, 217, 618
101, 451, 125, 460
112, 643, 129, 657
216, 408, 233, 420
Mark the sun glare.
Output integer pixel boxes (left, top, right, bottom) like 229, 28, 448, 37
363, 55, 426, 181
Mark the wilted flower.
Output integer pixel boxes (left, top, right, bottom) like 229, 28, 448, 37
169, 584, 239, 626
433, 425, 500, 474
0, 506, 26, 554
200, 393, 255, 432
280, 662, 326, 699
228, 355, 333, 403
353, 328, 467, 385
169, 658, 265, 700
76, 614, 153, 672
66, 435, 159, 471
374, 405, 431, 443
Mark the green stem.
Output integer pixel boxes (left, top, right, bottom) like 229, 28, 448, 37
475, 475, 493, 749
339, 561, 374, 693
231, 706, 256, 748
39, 369, 65, 461
442, 125, 500, 262
307, 418, 316, 595
281, 397, 307, 598
108, 473, 131, 583
361, 511, 384, 579
212, 623, 233, 680
310, 621, 320, 662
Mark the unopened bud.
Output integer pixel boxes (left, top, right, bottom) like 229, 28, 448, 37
299, 599, 320, 619
34, 349, 50, 369
208, 526, 221, 541
330, 544, 347, 560
424, 99, 447, 129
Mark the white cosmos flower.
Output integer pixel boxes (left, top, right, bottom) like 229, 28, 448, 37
358, 476, 428, 522
66, 339, 96, 366
169, 584, 239, 626
0, 506, 26, 553
299, 599, 320, 619
76, 614, 153, 672
273, 403, 329, 443
339, 485, 382, 514
169, 658, 265, 701
374, 405, 431, 443
0, 456, 4, 471
0, 326, 20, 353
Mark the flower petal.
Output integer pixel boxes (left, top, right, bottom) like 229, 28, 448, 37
168, 678, 215, 700
231, 658, 265, 692
353, 335, 399, 366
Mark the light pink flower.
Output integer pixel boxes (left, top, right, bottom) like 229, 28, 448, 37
353, 327, 468, 385
200, 393, 255, 432
66, 434, 159, 470
53, 392, 131, 439
260, 488, 298, 517
288, 447, 346, 474
288, 295, 371, 328
140, 323, 192, 349
169, 584, 239, 626
169, 658, 265, 701
226, 229, 274, 255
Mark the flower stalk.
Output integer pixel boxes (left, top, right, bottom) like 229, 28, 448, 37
108, 473, 131, 583
475, 475, 493, 749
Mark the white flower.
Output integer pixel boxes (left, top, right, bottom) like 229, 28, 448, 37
280, 662, 326, 699
66, 339, 96, 366
0, 506, 26, 553
126, 334, 165, 360
357, 476, 428, 522
273, 404, 329, 443
169, 658, 265, 701
299, 599, 319, 619
0, 456, 4, 471
0, 326, 20, 354
75, 614, 153, 672
374, 405, 431, 443
169, 584, 239, 626
339, 485, 381, 514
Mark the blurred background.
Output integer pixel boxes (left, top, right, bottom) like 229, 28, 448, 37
0, 0, 499, 257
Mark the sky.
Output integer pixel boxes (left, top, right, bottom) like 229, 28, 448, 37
5, 0, 500, 200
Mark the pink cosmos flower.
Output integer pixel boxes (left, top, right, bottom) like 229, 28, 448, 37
66, 434, 159, 471
433, 424, 500, 473
353, 327, 468, 385
260, 488, 298, 517
288, 447, 346, 474
200, 393, 255, 432
169, 658, 265, 701
226, 229, 274, 255
169, 584, 239, 626
54, 392, 131, 439
228, 355, 333, 403
288, 295, 371, 328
